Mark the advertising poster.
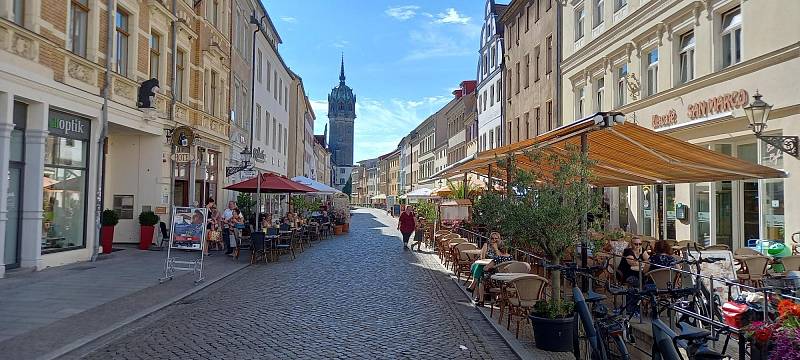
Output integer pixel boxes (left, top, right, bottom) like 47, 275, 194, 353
170, 207, 207, 250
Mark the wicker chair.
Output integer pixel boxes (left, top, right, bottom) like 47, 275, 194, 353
438, 233, 460, 262
505, 275, 549, 338
737, 256, 770, 287
497, 261, 531, 274
454, 242, 478, 281
773, 255, 800, 276
446, 238, 468, 269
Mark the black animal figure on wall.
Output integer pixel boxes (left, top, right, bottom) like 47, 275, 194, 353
137, 78, 160, 108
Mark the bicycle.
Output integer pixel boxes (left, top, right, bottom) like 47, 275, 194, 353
545, 263, 631, 360
610, 285, 732, 360
673, 255, 726, 329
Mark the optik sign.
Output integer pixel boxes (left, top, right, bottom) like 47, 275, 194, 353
48, 110, 90, 140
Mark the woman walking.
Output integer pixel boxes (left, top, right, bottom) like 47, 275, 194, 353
397, 205, 416, 251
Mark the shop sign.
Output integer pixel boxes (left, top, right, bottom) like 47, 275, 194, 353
174, 152, 192, 163
48, 110, 90, 140
651, 109, 678, 129
252, 147, 267, 163
686, 89, 749, 120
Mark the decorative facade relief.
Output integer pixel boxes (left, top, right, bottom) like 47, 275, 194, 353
67, 59, 96, 86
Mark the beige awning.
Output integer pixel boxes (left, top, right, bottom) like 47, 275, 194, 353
443, 113, 786, 187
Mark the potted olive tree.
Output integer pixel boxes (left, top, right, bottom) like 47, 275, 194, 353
100, 209, 119, 254
503, 146, 600, 352
138, 210, 160, 250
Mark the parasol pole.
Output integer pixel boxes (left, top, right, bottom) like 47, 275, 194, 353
256, 170, 262, 231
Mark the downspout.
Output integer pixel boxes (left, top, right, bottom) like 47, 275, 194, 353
92, 0, 115, 262
555, 1, 563, 127
168, 0, 177, 213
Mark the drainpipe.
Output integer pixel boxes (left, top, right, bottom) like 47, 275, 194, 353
555, 1, 563, 127
92, 0, 115, 262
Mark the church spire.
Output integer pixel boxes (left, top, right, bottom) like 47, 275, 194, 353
339, 53, 346, 84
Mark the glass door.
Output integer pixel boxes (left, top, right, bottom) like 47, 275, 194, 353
715, 181, 734, 249
693, 183, 711, 246
641, 185, 654, 237
655, 184, 676, 240
4, 166, 22, 268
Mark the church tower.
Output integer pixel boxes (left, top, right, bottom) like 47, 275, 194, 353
327, 56, 356, 166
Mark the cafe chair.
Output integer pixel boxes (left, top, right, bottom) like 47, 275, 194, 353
776, 255, 800, 275
737, 256, 770, 287
273, 230, 296, 261
249, 232, 268, 264
497, 261, 531, 274
505, 275, 549, 338
157, 222, 170, 250
446, 238, 468, 270
454, 242, 478, 282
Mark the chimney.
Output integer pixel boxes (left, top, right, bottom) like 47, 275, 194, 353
453, 89, 463, 99
461, 80, 477, 95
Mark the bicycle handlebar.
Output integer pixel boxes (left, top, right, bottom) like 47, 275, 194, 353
675, 257, 725, 266
608, 285, 697, 299
544, 262, 605, 274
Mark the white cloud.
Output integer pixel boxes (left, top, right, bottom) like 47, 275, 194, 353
280, 16, 297, 23
403, 26, 472, 61
434, 8, 470, 25
309, 95, 452, 161
385, 5, 420, 21
332, 40, 350, 48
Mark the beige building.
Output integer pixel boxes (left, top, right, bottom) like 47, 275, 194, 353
446, 85, 477, 166
561, 0, 799, 248
502, 0, 559, 145
0, 0, 233, 273
288, 71, 315, 179
378, 149, 400, 206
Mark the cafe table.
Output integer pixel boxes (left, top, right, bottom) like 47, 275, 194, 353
463, 249, 483, 261
473, 258, 492, 266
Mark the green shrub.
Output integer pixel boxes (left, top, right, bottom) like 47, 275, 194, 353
138, 211, 160, 226
101, 209, 119, 226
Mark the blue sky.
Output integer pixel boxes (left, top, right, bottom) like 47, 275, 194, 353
262, 0, 484, 162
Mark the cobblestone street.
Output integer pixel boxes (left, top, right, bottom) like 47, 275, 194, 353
81, 209, 519, 359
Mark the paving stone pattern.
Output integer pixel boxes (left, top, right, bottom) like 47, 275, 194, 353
82, 209, 519, 360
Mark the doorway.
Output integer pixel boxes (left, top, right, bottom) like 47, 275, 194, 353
655, 184, 676, 240
4, 165, 22, 269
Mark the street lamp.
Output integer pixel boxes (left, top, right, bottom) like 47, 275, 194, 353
744, 91, 798, 158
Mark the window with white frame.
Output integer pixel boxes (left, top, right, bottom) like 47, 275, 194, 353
69, 0, 89, 57
496, 79, 502, 101
12, 0, 24, 25
149, 32, 161, 81
616, 64, 627, 107
575, 6, 585, 40
278, 123, 282, 153
490, 85, 495, 107
615, 0, 627, 11
546, 36, 553, 74
524, 54, 530, 88
594, 0, 604, 27
272, 118, 276, 149
266, 62, 271, 89
284, 87, 288, 111
646, 49, 659, 96
595, 77, 604, 111
265, 111, 270, 145
576, 86, 585, 117
210, 70, 218, 116
721, 7, 742, 68
273, 70, 278, 99
255, 104, 262, 140
115, 9, 130, 76
257, 49, 262, 83
534, 45, 541, 81
679, 31, 695, 84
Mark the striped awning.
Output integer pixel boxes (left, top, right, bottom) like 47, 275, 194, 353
442, 112, 786, 187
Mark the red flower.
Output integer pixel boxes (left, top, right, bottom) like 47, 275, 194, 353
754, 328, 773, 343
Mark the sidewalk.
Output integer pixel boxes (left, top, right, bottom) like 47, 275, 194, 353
0, 245, 248, 360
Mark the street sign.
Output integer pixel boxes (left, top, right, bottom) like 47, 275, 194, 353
174, 152, 192, 163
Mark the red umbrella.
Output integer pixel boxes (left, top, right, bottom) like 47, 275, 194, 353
224, 173, 316, 193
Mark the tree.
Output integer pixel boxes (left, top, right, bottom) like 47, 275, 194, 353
503, 145, 601, 303
446, 180, 478, 199
236, 193, 257, 223
342, 175, 353, 198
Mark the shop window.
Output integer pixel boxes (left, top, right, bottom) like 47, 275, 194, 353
42, 110, 90, 253
69, 0, 89, 57
721, 7, 742, 69
618, 186, 629, 231
694, 183, 711, 245
113, 195, 134, 219
762, 179, 784, 241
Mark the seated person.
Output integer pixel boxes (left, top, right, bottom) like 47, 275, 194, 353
466, 232, 499, 293
473, 235, 514, 306
649, 240, 678, 270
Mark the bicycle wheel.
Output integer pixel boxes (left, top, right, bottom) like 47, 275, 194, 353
573, 314, 591, 360
601, 328, 630, 360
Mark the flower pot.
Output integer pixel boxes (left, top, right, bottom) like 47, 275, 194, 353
342, 223, 349, 232
100, 225, 115, 254
530, 314, 575, 352
750, 343, 772, 360
334, 225, 343, 235
139, 225, 155, 250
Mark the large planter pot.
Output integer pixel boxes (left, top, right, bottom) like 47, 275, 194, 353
100, 225, 115, 254
530, 315, 575, 352
750, 343, 772, 360
334, 225, 343, 235
342, 223, 349, 232
139, 225, 155, 250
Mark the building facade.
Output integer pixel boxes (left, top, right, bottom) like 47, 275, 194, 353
313, 134, 332, 186
0, 0, 235, 274
446, 82, 478, 167
561, 0, 799, 248
502, 0, 558, 145
288, 72, 315, 179
250, 12, 289, 177
327, 57, 356, 167
477, 0, 508, 152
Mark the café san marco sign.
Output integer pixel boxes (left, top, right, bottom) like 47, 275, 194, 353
651, 89, 749, 130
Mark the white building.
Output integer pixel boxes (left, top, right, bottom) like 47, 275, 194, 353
251, 14, 290, 176
477, 0, 507, 152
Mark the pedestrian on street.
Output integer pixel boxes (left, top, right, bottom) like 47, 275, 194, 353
410, 216, 426, 252
222, 201, 236, 255
397, 205, 416, 251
